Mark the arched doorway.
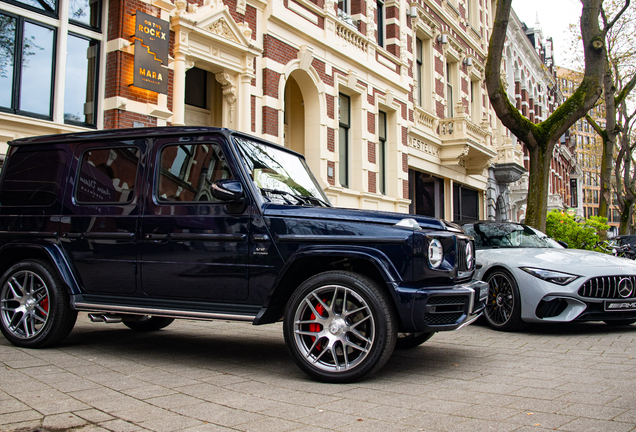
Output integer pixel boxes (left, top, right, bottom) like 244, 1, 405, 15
282, 68, 322, 181
284, 74, 305, 155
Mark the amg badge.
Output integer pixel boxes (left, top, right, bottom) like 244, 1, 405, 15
605, 301, 636, 311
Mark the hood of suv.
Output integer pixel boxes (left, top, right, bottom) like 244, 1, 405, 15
262, 204, 447, 231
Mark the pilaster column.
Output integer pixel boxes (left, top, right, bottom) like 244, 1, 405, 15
172, 51, 187, 126
239, 74, 252, 133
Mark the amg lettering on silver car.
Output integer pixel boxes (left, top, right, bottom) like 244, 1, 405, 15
607, 302, 636, 309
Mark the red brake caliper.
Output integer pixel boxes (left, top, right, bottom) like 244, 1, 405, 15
40, 297, 49, 314
309, 302, 326, 350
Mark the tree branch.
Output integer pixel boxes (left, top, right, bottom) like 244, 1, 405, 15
602, 0, 631, 37
615, 73, 636, 106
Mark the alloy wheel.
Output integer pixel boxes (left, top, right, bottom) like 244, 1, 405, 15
1, 270, 50, 339
292, 284, 375, 373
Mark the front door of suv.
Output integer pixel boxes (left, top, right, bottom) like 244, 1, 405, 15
60, 141, 147, 295
140, 137, 250, 301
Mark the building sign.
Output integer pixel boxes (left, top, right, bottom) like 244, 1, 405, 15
135, 11, 169, 65
133, 11, 169, 94
134, 41, 168, 94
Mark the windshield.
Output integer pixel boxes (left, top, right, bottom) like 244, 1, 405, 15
463, 223, 563, 249
233, 137, 330, 206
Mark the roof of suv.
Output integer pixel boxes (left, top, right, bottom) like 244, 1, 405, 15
9, 126, 235, 146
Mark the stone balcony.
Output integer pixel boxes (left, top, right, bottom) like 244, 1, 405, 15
438, 103, 497, 175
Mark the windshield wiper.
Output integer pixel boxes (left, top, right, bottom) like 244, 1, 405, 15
299, 195, 331, 207
260, 188, 305, 205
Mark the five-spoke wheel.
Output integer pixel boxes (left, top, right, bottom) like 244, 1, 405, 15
284, 271, 397, 383
0, 260, 77, 347
484, 269, 526, 332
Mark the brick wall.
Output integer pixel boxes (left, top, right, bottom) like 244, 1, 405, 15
327, 127, 335, 152
368, 141, 375, 163
367, 111, 375, 134
262, 106, 278, 136
368, 171, 376, 194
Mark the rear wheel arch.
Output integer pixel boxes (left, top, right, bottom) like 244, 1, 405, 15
0, 245, 79, 296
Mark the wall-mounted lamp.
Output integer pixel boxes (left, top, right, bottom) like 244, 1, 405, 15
463, 57, 473, 66
437, 34, 448, 44
409, 6, 417, 17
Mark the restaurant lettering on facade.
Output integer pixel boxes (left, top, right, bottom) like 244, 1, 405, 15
133, 11, 169, 94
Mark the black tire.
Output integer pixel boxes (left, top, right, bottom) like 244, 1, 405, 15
123, 316, 175, 331
0, 260, 77, 348
603, 320, 636, 326
283, 270, 397, 383
395, 332, 435, 350
484, 269, 527, 332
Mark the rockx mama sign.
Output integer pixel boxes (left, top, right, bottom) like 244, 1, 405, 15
133, 11, 169, 94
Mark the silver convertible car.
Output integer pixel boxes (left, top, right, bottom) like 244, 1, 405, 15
460, 221, 636, 331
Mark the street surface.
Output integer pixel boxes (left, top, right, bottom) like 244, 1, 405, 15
1, 315, 635, 432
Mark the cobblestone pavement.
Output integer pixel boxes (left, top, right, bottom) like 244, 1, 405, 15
1, 315, 635, 432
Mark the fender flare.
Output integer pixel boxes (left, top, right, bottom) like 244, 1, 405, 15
253, 245, 404, 325
0, 241, 82, 295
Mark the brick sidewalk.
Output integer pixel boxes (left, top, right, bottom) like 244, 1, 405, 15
1, 315, 635, 432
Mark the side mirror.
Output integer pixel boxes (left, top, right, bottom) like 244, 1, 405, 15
211, 179, 244, 201
557, 240, 568, 248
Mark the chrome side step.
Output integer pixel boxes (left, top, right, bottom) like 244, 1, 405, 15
75, 302, 256, 323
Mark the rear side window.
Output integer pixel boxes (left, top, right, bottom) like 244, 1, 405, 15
0, 149, 66, 206
157, 143, 233, 202
76, 147, 140, 204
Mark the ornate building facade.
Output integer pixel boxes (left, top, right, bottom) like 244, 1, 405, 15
0, 0, 573, 222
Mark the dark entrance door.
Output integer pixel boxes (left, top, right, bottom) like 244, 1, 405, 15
140, 137, 250, 301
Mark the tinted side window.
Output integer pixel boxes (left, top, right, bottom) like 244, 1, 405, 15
157, 143, 233, 202
0, 148, 66, 206
76, 147, 139, 204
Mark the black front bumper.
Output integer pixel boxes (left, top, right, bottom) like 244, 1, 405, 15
395, 280, 488, 332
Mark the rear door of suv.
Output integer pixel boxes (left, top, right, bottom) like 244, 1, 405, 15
139, 136, 250, 302
59, 140, 148, 295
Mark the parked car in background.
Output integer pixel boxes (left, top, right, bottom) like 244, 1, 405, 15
0, 127, 487, 382
459, 221, 636, 331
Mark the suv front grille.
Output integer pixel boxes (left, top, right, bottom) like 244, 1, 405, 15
578, 276, 636, 299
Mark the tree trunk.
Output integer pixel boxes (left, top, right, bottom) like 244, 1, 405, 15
525, 144, 554, 231
619, 199, 633, 235
485, 0, 606, 231
598, 62, 616, 219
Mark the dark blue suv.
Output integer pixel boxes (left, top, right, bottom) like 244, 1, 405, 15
0, 127, 486, 382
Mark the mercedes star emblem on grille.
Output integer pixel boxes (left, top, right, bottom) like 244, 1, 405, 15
618, 278, 634, 298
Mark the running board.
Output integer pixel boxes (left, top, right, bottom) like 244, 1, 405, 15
74, 302, 257, 323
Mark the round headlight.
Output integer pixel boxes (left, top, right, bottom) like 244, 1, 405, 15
428, 239, 444, 269
466, 241, 474, 270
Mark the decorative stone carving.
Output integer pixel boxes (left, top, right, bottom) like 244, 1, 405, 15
208, 18, 239, 42
215, 72, 237, 122
237, 0, 246, 15
237, 22, 252, 40
175, 0, 188, 15
493, 163, 526, 184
